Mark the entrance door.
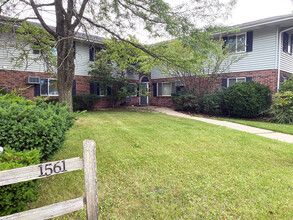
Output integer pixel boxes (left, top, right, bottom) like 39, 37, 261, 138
139, 76, 150, 106
139, 83, 149, 106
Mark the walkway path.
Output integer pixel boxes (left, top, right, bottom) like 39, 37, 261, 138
146, 106, 293, 144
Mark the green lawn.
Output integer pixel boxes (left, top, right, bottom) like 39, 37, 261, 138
32, 110, 293, 219
212, 117, 293, 135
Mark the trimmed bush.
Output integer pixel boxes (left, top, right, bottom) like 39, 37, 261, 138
224, 82, 271, 118
0, 93, 77, 161
269, 91, 293, 124
202, 89, 227, 116
73, 94, 100, 111
172, 93, 202, 113
0, 148, 40, 216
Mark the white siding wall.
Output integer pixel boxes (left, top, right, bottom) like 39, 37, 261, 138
74, 41, 90, 76
225, 26, 277, 73
0, 33, 46, 72
280, 37, 293, 73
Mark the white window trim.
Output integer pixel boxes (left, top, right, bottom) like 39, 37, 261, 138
227, 77, 246, 87
157, 82, 173, 97
40, 78, 58, 96
228, 33, 247, 53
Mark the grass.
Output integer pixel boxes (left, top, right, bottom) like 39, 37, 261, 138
211, 117, 293, 135
31, 110, 293, 219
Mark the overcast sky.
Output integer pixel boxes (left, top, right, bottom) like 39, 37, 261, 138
227, 0, 293, 25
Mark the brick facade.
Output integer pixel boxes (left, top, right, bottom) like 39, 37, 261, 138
0, 68, 292, 110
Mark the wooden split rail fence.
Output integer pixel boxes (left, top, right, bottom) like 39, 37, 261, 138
0, 140, 98, 220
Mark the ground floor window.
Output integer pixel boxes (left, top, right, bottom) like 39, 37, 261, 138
157, 82, 176, 96
40, 78, 58, 96
228, 77, 246, 87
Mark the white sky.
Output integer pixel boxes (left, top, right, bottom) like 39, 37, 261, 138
227, 0, 293, 25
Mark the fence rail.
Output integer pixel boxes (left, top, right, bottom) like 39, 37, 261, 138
0, 140, 98, 220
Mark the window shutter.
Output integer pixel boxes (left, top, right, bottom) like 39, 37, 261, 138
171, 83, 176, 95
222, 36, 228, 49
246, 77, 253, 82
73, 41, 76, 59
90, 82, 95, 94
137, 84, 140, 97
89, 46, 94, 61
96, 83, 100, 96
246, 31, 253, 52
34, 84, 40, 96
291, 36, 293, 54
107, 86, 112, 95
72, 80, 76, 96
152, 83, 157, 97
176, 86, 181, 94
283, 32, 289, 53
221, 78, 227, 88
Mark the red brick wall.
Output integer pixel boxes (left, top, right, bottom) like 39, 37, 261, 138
0, 69, 56, 100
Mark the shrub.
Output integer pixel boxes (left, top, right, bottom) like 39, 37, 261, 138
73, 94, 100, 111
0, 93, 77, 161
280, 76, 293, 92
0, 148, 40, 216
224, 82, 271, 118
269, 91, 293, 124
202, 89, 227, 116
0, 87, 8, 95
172, 93, 202, 113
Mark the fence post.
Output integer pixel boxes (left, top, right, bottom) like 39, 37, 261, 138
83, 140, 98, 220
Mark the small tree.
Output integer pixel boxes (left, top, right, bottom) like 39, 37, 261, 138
89, 38, 141, 107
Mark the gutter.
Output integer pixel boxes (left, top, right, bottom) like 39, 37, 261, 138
277, 26, 293, 92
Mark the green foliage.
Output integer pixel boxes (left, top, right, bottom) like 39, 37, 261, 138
9, 22, 56, 73
280, 76, 293, 92
0, 148, 40, 216
224, 82, 272, 118
269, 91, 293, 124
73, 94, 100, 111
202, 89, 227, 116
0, 87, 8, 95
0, 93, 77, 161
172, 93, 202, 113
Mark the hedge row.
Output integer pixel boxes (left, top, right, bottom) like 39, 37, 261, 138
0, 92, 77, 216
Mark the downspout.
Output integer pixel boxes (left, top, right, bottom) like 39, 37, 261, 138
277, 26, 293, 92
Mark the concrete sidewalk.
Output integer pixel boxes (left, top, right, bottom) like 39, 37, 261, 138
147, 106, 293, 144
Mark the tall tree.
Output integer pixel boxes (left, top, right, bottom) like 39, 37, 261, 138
0, 0, 236, 110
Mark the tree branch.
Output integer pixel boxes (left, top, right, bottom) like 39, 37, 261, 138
72, 0, 88, 29
29, 0, 57, 38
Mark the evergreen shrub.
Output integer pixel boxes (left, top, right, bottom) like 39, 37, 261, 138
224, 82, 271, 118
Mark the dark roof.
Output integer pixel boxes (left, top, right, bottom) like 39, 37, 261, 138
0, 16, 104, 43
232, 13, 293, 29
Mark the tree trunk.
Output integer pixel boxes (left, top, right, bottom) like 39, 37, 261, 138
56, 36, 75, 112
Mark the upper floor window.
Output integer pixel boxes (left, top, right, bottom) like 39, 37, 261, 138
223, 31, 253, 53
40, 78, 58, 96
89, 45, 101, 61
228, 33, 246, 53
283, 32, 293, 54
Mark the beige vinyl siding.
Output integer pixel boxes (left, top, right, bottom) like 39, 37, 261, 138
74, 41, 91, 76
280, 34, 293, 73
0, 33, 46, 72
224, 26, 277, 73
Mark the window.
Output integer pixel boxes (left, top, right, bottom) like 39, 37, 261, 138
283, 32, 293, 54
40, 79, 58, 96
228, 77, 246, 87
228, 33, 246, 53
89, 45, 101, 61
157, 82, 176, 96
